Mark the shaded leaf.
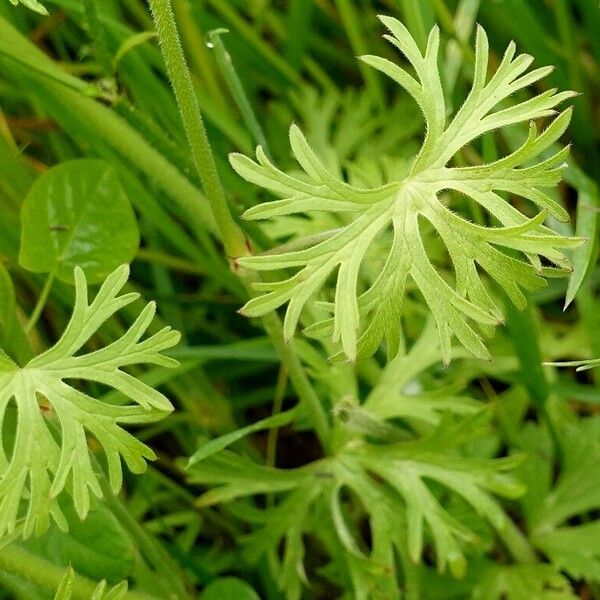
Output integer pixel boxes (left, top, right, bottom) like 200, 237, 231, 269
200, 577, 261, 600
20, 159, 139, 284
24, 500, 135, 583
187, 407, 298, 467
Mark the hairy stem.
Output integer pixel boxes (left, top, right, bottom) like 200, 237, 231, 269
146, 0, 331, 449
148, 0, 248, 259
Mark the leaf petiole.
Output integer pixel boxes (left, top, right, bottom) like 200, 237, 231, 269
25, 270, 55, 333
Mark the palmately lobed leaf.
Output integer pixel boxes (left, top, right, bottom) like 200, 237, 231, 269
0, 265, 180, 540
187, 330, 525, 589
230, 17, 581, 364
188, 411, 525, 587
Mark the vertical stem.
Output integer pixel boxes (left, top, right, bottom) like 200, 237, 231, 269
266, 366, 288, 468
148, 0, 248, 259
147, 0, 331, 450
94, 458, 192, 600
261, 312, 330, 451
25, 271, 55, 333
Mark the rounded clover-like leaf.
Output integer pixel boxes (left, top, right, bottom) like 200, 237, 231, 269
230, 18, 581, 364
200, 578, 261, 600
19, 159, 139, 284
0, 265, 180, 539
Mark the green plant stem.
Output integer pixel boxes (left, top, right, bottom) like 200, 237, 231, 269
94, 462, 192, 600
261, 312, 330, 450
148, 0, 248, 259
0, 545, 159, 600
266, 366, 288, 468
497, 519, 538, 564
146, 0, 331, 450
25, 271, 55, 333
